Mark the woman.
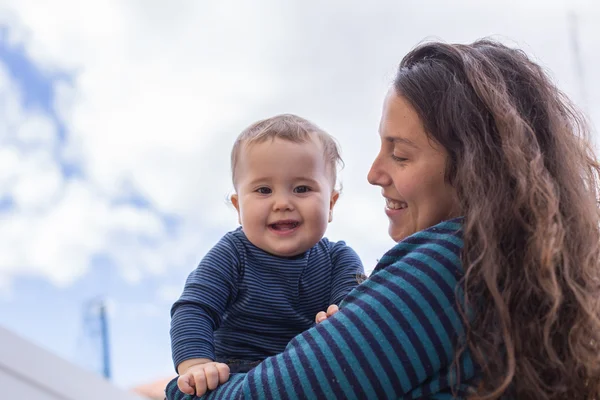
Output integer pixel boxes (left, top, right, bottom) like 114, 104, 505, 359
166, 39, 600, 399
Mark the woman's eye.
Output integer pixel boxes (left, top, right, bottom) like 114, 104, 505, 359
392, 155, 408, 162
294, 186, 311, 193
256, 187, 272, 194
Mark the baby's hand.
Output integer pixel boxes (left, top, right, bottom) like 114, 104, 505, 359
177, 361, 230, 396
315, 304, 339, 324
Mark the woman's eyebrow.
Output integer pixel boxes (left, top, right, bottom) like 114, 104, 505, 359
385, 136, 419, 149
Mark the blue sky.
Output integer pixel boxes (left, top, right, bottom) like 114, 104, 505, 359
0, 32, 182, 386
0, 0, 598, 392
0, 27, 253, 385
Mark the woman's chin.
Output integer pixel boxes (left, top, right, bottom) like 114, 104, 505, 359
389, 225, 412, 243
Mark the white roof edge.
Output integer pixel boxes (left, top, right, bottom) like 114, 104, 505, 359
0, 326, 145, 400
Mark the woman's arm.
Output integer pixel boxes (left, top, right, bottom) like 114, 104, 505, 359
166, 227, 475, 399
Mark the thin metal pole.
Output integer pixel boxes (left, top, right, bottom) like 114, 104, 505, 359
98, 301, 111, 380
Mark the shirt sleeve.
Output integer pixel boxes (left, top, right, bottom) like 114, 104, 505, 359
165, 233, 473, 399
170, 234, 241, 370
328, 241, 365, 306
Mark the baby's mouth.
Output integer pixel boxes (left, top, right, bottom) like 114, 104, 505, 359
269, 220, 300, 231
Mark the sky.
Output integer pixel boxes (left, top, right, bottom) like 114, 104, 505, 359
0, 0, 599, 391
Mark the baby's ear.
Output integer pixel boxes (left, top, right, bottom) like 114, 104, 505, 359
230, 194, 241, 225
328, 190, 340, 222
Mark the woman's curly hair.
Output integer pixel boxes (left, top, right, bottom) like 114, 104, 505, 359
395, 39, 600, 399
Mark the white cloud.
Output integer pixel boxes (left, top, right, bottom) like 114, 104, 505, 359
157, 284, 184, 305
0, 0, 598, 294
15, 113, 56, 146
121, 302, 164, 319
0, 64, 194, 287
0, 145, 19, 188
0, 177, 175, 286
11, 151, 63, 211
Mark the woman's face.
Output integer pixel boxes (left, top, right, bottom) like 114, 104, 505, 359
368, 89, 460, 242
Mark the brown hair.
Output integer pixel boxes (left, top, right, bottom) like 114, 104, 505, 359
230, 114, 343, 187
395, 39, 600, 399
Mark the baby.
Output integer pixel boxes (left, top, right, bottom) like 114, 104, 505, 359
170, 114, 364, 396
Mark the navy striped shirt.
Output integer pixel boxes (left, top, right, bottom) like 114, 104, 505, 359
170, 227, 364, 369
166, 218, 477, 399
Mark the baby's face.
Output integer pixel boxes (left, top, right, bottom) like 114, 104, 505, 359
231, 137, 338, 257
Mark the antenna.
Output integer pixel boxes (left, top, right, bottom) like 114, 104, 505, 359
98, 301, 111, 380
82, 298, 112, 380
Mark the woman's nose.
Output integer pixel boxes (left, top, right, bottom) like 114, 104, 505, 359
367, 154, 390, 187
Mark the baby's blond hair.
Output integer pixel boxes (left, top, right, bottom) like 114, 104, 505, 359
230, 114, 343, 188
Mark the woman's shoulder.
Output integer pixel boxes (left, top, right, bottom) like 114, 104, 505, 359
415, 217, 463, 238
402, 217, 464, 252
373, 217, 464, 276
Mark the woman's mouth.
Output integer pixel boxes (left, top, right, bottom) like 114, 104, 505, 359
385, 199, 407, 210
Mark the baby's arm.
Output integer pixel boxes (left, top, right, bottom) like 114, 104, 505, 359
329, 241, 365, 305
170, 234, 241, 395
316, 241, 365, 323
176, 358, 230, 396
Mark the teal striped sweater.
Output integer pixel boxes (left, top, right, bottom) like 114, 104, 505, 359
165, 218, 477, 399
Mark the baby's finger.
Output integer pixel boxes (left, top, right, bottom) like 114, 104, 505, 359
216, 363, 231, 383
204, 364, 221, 390
327, 304, 339, 316
192, 369, 208, 396
326, 304, 339, 317
177, 374, 196, 395
315, 311, 327, 323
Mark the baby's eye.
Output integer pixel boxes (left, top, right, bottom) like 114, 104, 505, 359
256, 187, 272, 194
294, 186, 311, 194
